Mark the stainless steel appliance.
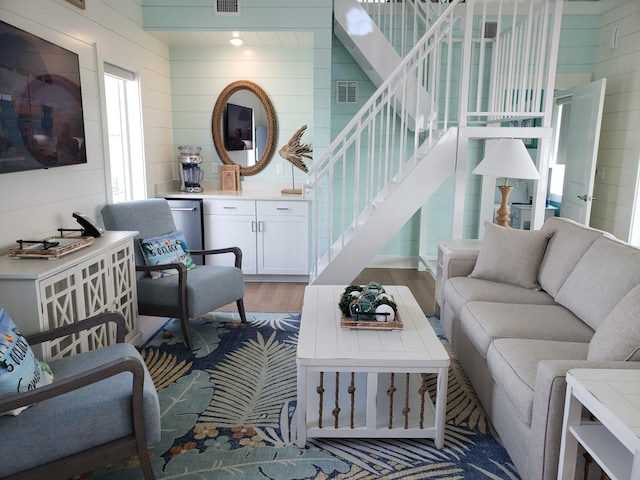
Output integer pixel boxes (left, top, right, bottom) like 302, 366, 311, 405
166, 198, 204, 265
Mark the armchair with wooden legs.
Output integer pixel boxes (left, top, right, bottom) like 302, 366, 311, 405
102, 198, 247, 349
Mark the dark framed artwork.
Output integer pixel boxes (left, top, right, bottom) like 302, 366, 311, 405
509, 117, 541, 149
66, 0, 86, 9
0, 20, 86, 174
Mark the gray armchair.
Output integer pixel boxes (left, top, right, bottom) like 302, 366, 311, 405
101, 198, 247, 349
0, 312, 160, 480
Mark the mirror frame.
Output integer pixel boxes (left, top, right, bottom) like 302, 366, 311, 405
212, 80, 277, 176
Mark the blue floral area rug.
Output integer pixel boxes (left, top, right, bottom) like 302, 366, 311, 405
90, 313, 520, 480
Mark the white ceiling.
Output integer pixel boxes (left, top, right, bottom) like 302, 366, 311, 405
148, 31, 314, 47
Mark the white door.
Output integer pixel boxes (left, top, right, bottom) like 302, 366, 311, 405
560, 78, 606, 225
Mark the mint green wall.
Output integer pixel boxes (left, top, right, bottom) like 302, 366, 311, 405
143, 0, 333, 172
143, 1, 601, 260
329, 10, 600, 260
170, 45, 313, 184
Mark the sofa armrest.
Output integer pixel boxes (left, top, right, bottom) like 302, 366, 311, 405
529, 360, 640, 480
192, 246, 242, 269
0, 355, 146, 416
441, 250, 479, 280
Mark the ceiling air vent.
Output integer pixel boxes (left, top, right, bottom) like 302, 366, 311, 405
336, 81, 358, 104
484, 21, 497, 39
214, 0, 240, 16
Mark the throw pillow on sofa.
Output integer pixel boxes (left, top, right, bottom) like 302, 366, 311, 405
469, 222, 552, 290
588, 284, 640, 362
139, 230, 196, 279
0, 308, 54, 415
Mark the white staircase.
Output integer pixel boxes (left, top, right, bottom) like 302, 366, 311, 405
333, 0, 436, 131
308, 0, 564, 285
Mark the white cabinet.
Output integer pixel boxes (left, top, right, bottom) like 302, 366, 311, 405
204, 198, 309, 278
0, 231, 140, 360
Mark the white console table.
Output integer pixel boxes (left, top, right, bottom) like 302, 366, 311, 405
0, 231, 140, 360
558, 369, 640, 480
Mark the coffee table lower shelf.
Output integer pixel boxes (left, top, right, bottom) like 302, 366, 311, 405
301, 370, 438, 440
296, 368, 446, 447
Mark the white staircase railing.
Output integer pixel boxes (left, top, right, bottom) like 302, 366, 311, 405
307, 0, 463, 283
358, 0, 453, 57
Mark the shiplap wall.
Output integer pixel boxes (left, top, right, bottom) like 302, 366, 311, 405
169, 45, 313, 186
0, 0, 172, 248
142, 0, 334, 186
591, 0, 640, 243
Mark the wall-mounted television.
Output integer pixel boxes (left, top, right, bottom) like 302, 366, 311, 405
224, 103, 253, 151
0, 20, 86, 174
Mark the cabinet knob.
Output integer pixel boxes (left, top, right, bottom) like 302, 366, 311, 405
276, 207, 289, 211
223, 206, 236, 209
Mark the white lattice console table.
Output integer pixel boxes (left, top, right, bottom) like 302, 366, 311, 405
296, 285, 450, 448
0, 231, 140, 360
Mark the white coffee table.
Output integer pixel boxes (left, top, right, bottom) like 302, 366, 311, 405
296, 285, 450, 448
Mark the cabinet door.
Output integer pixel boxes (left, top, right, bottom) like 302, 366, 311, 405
204, 214, 257, 274
107, 240, 139, 344
257, 214, 309, 275
39, 253, 110, 359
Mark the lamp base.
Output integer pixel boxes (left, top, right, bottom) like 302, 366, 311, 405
496, 185, 515, 228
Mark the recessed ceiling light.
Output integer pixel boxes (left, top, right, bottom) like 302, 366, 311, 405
229, 37, 243, 46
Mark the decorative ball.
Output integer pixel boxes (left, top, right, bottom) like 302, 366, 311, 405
350, 297, 375, 318
350, 291, 361, 299
377, 293, 393, 302
375, 304, 395, 322
364, 282, 384, 295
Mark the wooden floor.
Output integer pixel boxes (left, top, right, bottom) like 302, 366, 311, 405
140, 268, 436, 341
217, 267, 436, 316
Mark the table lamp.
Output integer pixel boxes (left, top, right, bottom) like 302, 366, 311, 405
472, 138, 540, 228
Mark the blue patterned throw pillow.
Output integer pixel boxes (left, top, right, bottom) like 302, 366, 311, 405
139, 230, 196, 279
0, 308, 54, 415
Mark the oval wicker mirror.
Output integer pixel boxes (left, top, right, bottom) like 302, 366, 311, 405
212, 80, 277, 176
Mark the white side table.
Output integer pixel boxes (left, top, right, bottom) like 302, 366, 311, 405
558, 368, 640, 480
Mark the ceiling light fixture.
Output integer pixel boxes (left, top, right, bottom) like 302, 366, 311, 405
230, 32, 243, 46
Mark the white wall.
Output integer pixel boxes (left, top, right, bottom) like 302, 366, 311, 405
591, 0, 640, 241
0, 0, 172, 248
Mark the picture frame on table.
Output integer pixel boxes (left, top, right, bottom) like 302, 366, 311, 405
220, 165, 240, 191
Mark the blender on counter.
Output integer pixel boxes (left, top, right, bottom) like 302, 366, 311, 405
178, 145, 204, 193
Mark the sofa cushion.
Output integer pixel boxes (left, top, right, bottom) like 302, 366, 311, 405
0, 343, 160, 476
588, 284, 640, 361
469, 222, 551, 290
538, 217, 605, 297
460, 302, 594, 358
443, 276, 556, 316
556, 236, 640, 331
487, 338, 589, 425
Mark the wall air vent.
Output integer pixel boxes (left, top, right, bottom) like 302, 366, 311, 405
484, 21, 497, 39
336, 81, 358, 104
214, 0, 240, 16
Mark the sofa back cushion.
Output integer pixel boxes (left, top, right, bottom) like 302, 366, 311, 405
556, 236, 640, 330
538, 217, 605, 297
588, 284, 640, 361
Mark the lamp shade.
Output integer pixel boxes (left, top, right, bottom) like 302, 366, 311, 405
472, 139, 540, 180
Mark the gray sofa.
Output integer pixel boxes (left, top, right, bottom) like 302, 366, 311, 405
440, 217, 640, 480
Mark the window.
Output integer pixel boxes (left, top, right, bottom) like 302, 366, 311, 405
104, 64, 146, 203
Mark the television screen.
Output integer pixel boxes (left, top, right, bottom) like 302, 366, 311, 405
0, 20, 86, 174
224, 103, 253, 151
